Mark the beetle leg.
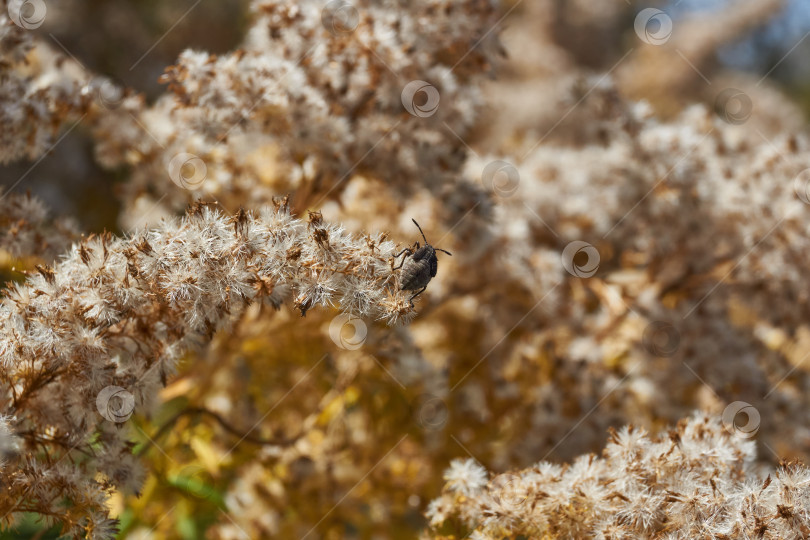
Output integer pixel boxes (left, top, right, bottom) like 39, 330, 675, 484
391, 246, 414, 270
408, 286, 427, 307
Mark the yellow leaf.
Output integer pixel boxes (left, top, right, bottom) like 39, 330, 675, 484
191, 435, 224, 474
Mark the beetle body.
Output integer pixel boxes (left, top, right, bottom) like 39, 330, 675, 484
400, 244, 437, 291
393, 220, 451, 306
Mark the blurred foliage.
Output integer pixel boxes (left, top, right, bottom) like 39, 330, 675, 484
0, 0, 250, 233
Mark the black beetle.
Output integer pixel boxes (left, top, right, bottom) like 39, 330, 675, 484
392, 219, 452, 306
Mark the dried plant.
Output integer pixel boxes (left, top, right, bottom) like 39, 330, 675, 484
3, 0, 810, 538
0, 8, 88, 164
80, 0, 502, 231
0, 191, 79, 261
0, 201, 412, 536
426, 414, 810, 539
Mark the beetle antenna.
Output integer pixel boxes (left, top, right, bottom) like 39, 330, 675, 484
411, 219, 429, 245
436, 248, 453, 256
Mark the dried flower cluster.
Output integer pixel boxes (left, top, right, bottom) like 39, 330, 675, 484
426, 414, 810, 539
0, 201, 412, 537
447, 83, 810, 465
0, 190, 78, 260
0, 5, 89, 164
82, 0, 502, 229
